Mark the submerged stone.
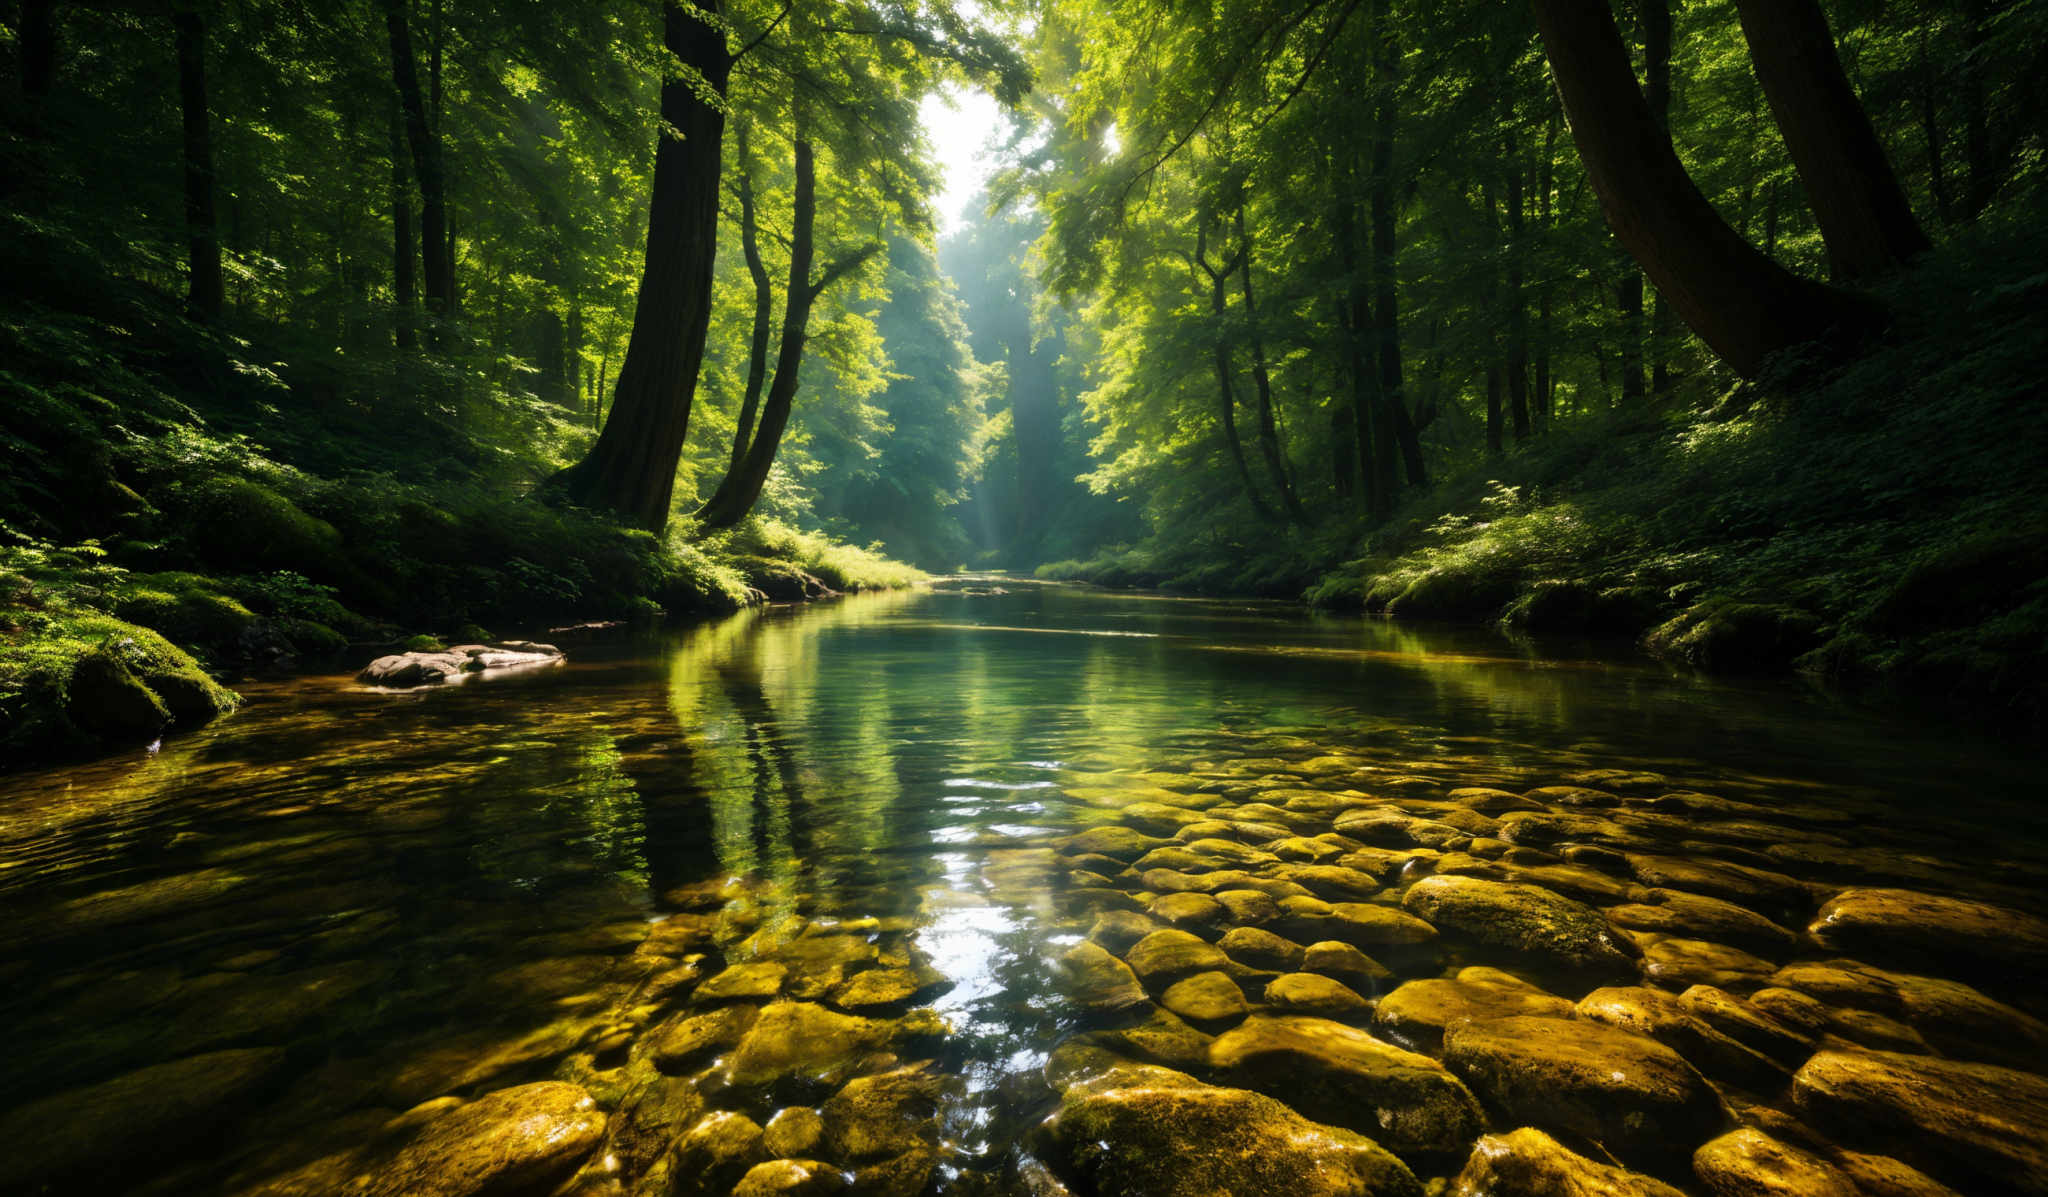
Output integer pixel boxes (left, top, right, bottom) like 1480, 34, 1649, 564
1375, 967, 1572, 1052
0, 1047, 286, 1190
672, 1110, 771, 1195
1807, 887, 2048, 978
762, 1106, 826, 1158
1059, 941, 1150, 1012
1125, 929, 1230, 987
730, 1159, 851, 1195
721, 1002, 943, 1090
696, 962, 789, 1002
1608, 888, 1798, 952
1792, 1048, 2048, 1194
1442, 1015, 1724, 1159
1401, 874, 1635, 973
1264, 972, 1370, 1018
1208, 1014, 1485, 1155
1640, 937, 1778, 991
1450, 1127, 1687, 1197
1149, 891, 1228, 930
1219, 925, 1305, 971
1161, 970, 1249, 1024
821, 1064, 944, 1162
651, 1004, 759, 1073
1088, 911, 1160, 954
1301, 941, 1393, 991
1693, 1128, 1860, 1197
1038, 1063, 1422, 1197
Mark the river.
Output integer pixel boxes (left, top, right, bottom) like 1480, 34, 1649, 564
1, 578, 2043, 1196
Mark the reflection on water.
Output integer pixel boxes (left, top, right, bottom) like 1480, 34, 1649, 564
0, 579, 2043, 1195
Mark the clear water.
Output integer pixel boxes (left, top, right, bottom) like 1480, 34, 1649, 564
1, 579, 2042, 1194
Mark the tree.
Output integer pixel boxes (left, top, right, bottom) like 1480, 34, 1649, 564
1732, 0, 1931, 281
1529, 0, 1874, 377
698, 127, 880, 530
382, 0, 452, 331
174, 0, 222, 321
555, 0, 734, 531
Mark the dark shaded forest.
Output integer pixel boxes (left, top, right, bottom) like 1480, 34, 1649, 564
3, 0, 2046, 765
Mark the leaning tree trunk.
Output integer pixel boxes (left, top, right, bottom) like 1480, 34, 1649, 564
382, 0, 451, 334
1530, 0, 1873, 377
697, 134, 877, 532
558, 0, 733, 531
1503, 127, 1532, 442
1232, 204, 1306, 524
174, 2, 222, 322
701, 137, 778, 521
1732, 0, 1930, 281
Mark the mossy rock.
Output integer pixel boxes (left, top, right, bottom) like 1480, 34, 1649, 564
177, 476, 342, 576
112, 572, 258, 649
1863, 521, 2048, 636
1504, 580, 1667, 637
1385, 566, 1520, 621
1645, 599, 1824, 672
1, 614, 238, 762
270, 617, 348, 658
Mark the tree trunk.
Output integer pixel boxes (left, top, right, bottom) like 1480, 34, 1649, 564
1336, 191, 1391, 519
1195, 226, 1277, 524
1732, 0, 1930, 281
1233, 204, 1306, 524
1370, 9, 1426, 488
1535, 95, 1557, 427
388, 103, 417, 350
1918, 27, 1950, 224
698, 133, 877, 531
383, 0, 451, 334
1503, 128, 1531, 441
557, 0, 733, 530
21, 0, 57, 107
1530, 0, 1873, 377
174, 3, 222, 322
1486, 364, 1504, 457
700, 142, 777, 523
1642, 0, 1674, 394
1959, 0, 1995, 218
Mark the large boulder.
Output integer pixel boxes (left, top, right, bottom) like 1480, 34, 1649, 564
1792, 1049, 2048, 1194
1401, 875, 1636, 974
1208, 1014, 1485, 1156
1037, 1063, 1422, 1197
1442, 1015, 1724, 1161
1450, 1128, 1688, 1197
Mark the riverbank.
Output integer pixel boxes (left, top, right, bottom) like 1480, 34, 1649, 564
0, 239, 921, 768
1040, 231, 2048, 725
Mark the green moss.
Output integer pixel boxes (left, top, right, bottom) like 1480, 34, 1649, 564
0, 611, 239, 760
1645, 600, 1825, 672
271, 617, 348, 658
177, 476, 342, 577
112, 572, 258, 650
403, 634, 447, 653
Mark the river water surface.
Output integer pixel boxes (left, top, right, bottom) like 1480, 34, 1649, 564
2, 580, 2044, 1196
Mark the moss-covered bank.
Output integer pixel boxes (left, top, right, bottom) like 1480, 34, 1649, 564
0, 233, 920, 769
1040, 233, 2048, 725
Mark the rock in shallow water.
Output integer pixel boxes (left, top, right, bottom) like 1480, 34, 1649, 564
1161, 970, 1249, 1024
240, 1081, 606, 1197
1208, 1014, 1484, 1155
1693, 1128, 1862, 1197
1265, 971, 1371, 1018
1375, 967, 1573, 1052
1400, 874, 1636, 974
357, 642, 563, 687
1125, 929, 1230, 987
1037, 1063, 1422, 1197
1450, 1127, 1687, 1196
1792, 1048, 2048, 1194
1059, 940, 1149, 1012
1807, 887, 2048, 979
0, 1047, 287, 1191
1442, 1015, 1725, 1161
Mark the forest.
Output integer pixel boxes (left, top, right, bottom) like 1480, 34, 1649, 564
1, 0, 2044, 758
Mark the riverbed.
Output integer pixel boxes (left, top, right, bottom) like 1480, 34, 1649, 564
1, 579, 2043, 1196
